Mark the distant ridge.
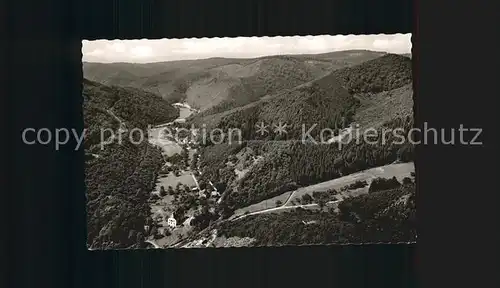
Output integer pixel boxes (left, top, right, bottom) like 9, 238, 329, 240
83, 50, 385, 113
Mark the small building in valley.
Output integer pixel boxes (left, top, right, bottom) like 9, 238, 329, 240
167, 214, 177, 228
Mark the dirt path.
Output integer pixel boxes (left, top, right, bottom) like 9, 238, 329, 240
231, 200, 342, 221
282, 190, 297, 206
102, 109, 127, 144
191, 174, 201, 190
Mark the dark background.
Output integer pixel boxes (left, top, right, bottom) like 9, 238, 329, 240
2, 0, 497, 287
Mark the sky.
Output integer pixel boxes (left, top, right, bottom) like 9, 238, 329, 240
82, 33, 411, 63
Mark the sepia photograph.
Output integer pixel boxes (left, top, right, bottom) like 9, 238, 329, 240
82, 34, 416, 249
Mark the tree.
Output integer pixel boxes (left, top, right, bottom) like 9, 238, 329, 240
150, 194, 160, 201
328, 189, 338, 195
275, 200, 283, 207
159, 186, 167, 197
150, 226, 158, 237
348, 180, 368, 189
218, 203, 235, 219
174, 207, 186, 223
301, 194, 313, 204
199, 180, 207, 190
312, 191, 330, 203
368, 177, 401, 193
128, 229, 137, 241
190, 155, 198, 170
136, 232, 145, 245
181, 149, 189, 165
206, 184, 213, 193
228, 155, 238, 163
397, 143, 414, 162
191, 207, 216, 231
317, 199, 326, 210
168, 185, 175, 195
175, 183, 182, 194
402, 177, 413, 186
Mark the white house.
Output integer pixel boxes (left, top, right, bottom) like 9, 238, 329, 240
167, 214, 177, 228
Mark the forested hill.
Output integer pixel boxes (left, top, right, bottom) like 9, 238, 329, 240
330, 53, 412, 94
83, 79, 179, 249
193, 52, 414, 211
82, 78, 178, 149
83, 78, 178, 129
203, 68, 360, 141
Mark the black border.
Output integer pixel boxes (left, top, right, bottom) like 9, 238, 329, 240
4, 0, 497, 287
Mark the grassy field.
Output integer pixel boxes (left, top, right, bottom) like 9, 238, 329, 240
285, 162, 415, 204
148, 127, 183, 157
149, 172, 199, 248
154, 171, 196, 192
353, 83, 413, 130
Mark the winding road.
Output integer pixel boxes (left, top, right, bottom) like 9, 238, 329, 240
231, 200, 341, 221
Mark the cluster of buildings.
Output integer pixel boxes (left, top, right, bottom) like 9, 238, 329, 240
196, 187, 221, 199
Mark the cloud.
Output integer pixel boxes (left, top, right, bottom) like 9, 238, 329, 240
82, 34, 411, 63
86, 49, 105, 57
108, 42, 126, 53
130, 46, 153, 58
